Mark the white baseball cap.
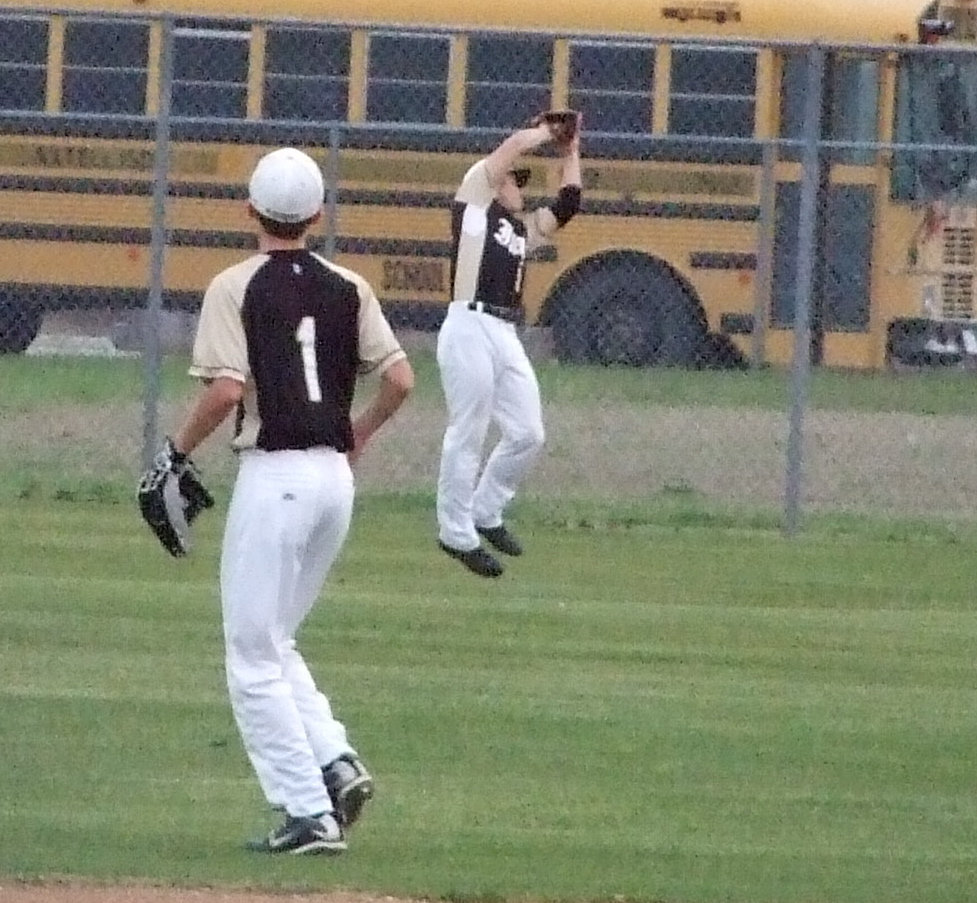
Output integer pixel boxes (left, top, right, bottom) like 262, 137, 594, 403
248, 147, 324, 223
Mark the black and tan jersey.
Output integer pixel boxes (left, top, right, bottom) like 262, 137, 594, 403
450, 160, 556, 311
189, 249, 405, 453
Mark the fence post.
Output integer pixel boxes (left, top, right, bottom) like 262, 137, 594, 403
784, 45, 825, 536
751, 141, 777, 367
323, 126, 340, 260
141, 14, 175, 469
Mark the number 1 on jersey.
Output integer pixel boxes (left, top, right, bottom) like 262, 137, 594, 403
295, 316, 322, 402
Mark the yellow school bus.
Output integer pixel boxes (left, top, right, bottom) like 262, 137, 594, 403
0, 0, 975, 366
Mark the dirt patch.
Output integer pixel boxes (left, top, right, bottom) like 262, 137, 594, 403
5, 393, 977, 520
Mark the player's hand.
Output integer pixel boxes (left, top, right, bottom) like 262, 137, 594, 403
137, 437, 214, 557
179, 459, 214, 525
527, 114, 554, 140
347, 421, 371, 467
529, 110, 580, 151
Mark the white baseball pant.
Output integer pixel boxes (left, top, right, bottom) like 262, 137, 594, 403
221, 447, 356, 818
436, 300, 545, 551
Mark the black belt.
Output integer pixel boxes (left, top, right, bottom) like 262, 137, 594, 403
467, 301, 521, 323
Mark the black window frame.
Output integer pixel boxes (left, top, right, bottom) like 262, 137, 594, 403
0, 14, 49, 112
61, 17, 150, 115
465, 32, 553, 129
891, 49, 977, 200
263, 25, 351, 122
780, 51, 881, 165
567, 39, 655, 134
171, 21, 250, 120
668, 44, 757, 138
365, 30, 449, 124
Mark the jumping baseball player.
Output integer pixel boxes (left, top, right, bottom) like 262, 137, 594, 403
436, 112, 582, 577
138, 147, 414, 854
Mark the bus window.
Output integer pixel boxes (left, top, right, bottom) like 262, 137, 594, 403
264, 26, 350, 122
827, 59, 879, 164
366, 32, 449, 124
466, 34, 552, 129
62, 19, 149, 114
568, 41, 654, 134
0, 14, 47, 112
172, 20, 248, 119
892, 51, 977, 200
779, 53, 879, 164
669, 46, 755, 137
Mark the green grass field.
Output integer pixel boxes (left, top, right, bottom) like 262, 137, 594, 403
4, 351, 977, 416
2, 493, 976, 903
4, 351, 977, 513
2, 353, 977, 902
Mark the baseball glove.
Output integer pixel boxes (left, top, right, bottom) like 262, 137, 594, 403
137, 437, 214, 557
531, 109, 581, 148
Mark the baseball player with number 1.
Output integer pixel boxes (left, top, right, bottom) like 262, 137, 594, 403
436, 112, 582, 577
137, 147, 413, 854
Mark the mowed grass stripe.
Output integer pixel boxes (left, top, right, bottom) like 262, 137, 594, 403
2, 500, 977, 901
6, 351, 977, 414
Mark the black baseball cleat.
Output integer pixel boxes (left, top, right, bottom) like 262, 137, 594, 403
245, 812, 346, 855
476, 523, 523, 557
323, 754, 374, 829
439, 541, 504, 577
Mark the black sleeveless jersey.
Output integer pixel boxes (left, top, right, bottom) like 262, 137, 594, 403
240, 249, 359, 452
450, 198, 528, 311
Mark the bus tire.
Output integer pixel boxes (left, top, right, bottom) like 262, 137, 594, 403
0, 294, 43, 354
547, 255, 709, 367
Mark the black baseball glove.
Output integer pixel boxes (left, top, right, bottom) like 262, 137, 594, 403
137, 437, 214, 557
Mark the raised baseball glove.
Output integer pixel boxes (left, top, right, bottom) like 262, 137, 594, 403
531, 109, 581, 148
137, 437, 214, 557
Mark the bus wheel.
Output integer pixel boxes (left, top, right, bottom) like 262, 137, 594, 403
593, 294, 655, 365
548, 257, 709, 367
0, 295, 43, 354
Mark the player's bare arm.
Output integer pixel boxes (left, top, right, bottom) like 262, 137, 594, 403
528, 116, 583, 245
172, 376, 244, 455
349, 357, 414, 464
560, 114, 583, 189
483, 124, 553, 189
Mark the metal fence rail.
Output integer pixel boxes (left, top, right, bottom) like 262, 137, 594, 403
4, 8, 977, 529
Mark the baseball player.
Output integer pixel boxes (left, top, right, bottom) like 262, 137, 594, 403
137, 147, 414, 854
436, 112, 582, 577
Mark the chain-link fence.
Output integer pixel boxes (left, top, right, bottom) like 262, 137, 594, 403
3, 7, 977, 527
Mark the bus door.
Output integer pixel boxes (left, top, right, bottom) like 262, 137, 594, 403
773, 49, 880, 366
